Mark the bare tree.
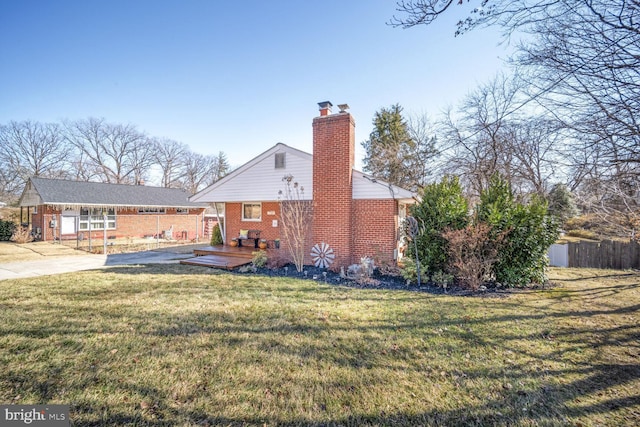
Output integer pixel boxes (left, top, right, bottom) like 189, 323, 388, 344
211, 151, 230, 183
279, 174, 312, 272
64, 118, 155, 184
506, 117, 561, 196
153, 138, 189, 188
393, 0, 640, 231
407, 113, 440, 189
440, 74, 562, 199
180, 151, 229, 194
0, 121, 71, 200
440, 74, 520, 198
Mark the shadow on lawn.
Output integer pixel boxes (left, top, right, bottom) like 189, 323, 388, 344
4, 269, 639, 425
79, 300, 640, 424
66, 359, 640, 426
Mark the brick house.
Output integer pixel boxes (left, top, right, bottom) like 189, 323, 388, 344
190, 101, 416, 269
18, 177, 208, 242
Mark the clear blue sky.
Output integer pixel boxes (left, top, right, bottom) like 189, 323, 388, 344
0, 1, 511, 169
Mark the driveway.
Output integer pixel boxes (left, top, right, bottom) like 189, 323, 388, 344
0, 244, 200, 281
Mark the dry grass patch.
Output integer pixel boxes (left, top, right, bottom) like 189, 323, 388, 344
0, 265, 638, 426
0, 242, 86, 263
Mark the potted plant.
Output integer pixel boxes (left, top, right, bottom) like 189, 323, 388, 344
229, 237, 238, 247
259, 238, 268, 250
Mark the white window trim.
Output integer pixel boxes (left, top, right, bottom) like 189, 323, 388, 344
242, 202, 262, 222
79, 208, 116, 231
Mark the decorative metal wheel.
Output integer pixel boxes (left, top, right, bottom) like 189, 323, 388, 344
311, 242, 335, 269
405, 216, 419, 240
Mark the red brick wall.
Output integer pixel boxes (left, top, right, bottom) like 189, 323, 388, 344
312, 111, 356, 269
34, 205, 206, 242
352, 199, 398, 267
224, 201, 314, 264
225, 201, 283, 245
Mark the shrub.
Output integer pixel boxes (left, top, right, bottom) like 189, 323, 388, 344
409, 176, 468, 275
477, 175, 559, 287
442, 221, 504, 291
0, 220, 17, 241
266, 252, 290, 269
251, 250, 268, 268
10, 226, 33, 244
400, 257, 427, 285
431, 270, 454, 289
210, 223, 223, 245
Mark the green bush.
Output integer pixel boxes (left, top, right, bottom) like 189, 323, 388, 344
251, 250, 268, 268
409, 175, 559, 288
409, 176, 468, 275
210, 223, 223, 246
399, 257, 427, 285
477, 175, 559, 287
0, 220, 17, 241
431, 270, 454, 289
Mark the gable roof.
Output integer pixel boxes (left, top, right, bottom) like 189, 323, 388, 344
190, 142, 416, 203
19, 177, 207, 209
190, 143, 314, 203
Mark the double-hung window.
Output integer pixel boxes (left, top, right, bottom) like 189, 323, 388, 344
79, 208, 116, 230
242, 203, 261, 221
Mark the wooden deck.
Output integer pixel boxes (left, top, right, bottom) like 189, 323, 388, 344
179, 245, 256, 269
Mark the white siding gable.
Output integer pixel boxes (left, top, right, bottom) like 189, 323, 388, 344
191, 144, 313, 203
352, 170, 415, 201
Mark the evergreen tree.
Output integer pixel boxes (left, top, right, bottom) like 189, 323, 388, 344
547, 183, 579, 225
362, 104, 436, 190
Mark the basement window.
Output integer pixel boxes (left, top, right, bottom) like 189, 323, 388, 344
138, 207, 166, 214
242, 203, 262, 221
275, 153, 286, 169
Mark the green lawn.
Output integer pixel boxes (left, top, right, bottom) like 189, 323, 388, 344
0, 265, 638, 426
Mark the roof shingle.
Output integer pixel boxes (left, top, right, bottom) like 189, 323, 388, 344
26, 177, 206, 208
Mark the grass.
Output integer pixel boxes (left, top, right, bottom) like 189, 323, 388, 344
0, 241, 198, 262
0, 241, 85, 263
0, 265, 638, 426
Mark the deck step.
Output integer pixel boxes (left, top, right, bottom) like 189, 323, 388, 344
180, 255, 251, 269
193, 245, 256, 259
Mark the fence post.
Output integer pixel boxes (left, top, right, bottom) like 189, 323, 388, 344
103, 213, 107, 255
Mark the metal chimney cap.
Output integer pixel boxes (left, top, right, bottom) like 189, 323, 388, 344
318, 101, 333, 109
337, 103, 350, 112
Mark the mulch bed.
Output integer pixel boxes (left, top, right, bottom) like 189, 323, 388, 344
238, 264, 520, 297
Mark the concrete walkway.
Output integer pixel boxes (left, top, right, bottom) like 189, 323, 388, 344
0, 249, 196, 281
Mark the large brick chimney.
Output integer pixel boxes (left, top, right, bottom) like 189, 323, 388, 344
312, 101, 356, 269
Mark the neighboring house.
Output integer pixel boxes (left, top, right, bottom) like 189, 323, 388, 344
18, 177, 208, 242
190, 101, 416, 269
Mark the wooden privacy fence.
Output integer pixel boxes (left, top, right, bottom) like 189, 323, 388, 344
566, 240, 640, 269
